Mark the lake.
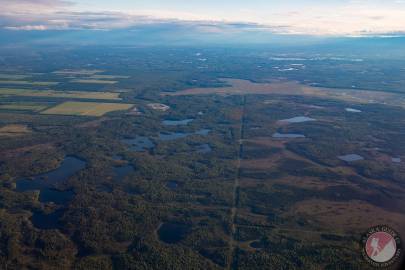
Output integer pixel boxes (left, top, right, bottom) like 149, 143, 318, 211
272, 132, 305, 139
345, 108, 362, 113
31, 209, 64, 230
279, 116, 316, 123
338, 154, 364, 162
250, 241, 263, 249
162, 118, 194, 126
196, 144, 212, 153
114, 164, 135, 180
166, 180, 179, 190
392, 157, 401, 163
158, 222, 191, 244
16, 156, 86, 204
122, 136, 155, 152
158, 129, 211, 141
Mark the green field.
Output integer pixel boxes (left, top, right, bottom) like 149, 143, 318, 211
41, 101, 134, 116
0, 88, 122, 100
0, 102, 50, 112
0, 80, 59, 86
0, 74, 32, 80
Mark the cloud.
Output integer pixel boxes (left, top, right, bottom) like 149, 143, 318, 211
1, 0, 405, 36
1, 0, 73, 14
5, 25, 49, 31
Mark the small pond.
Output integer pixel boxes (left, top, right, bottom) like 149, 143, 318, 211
272, 132, 305, 139
392, 157, 401, 163
279, 116, 316, 123
31, 209, 64, 230
250, 241, 264, 249
345, 108, 362, 113
196, 144, 212, 153
122, 136, 155, 152
158, 129, 211, 141
338, 154, 364, 162
162, 119, 194, 126
113, 164, 135, 180
158, 222, 191, 244
166, 180, 179, 190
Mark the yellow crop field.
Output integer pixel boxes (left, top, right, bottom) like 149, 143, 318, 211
0, 88, 121, 100
0, 124, 31, 136
53, 69, 103, 76
41, 101, 134, 116
70, 79, 118, 84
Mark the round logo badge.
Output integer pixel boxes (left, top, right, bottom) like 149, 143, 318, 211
362, 225, 403, 268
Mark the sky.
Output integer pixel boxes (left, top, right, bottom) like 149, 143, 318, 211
1, 0, 405, 36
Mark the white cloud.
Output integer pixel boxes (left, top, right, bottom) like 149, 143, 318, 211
1, 0, 405, 36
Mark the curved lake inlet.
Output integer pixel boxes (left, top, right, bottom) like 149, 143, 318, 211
158, 222, 191, 244
338, 154, 364, 162
162, 119, 194, 126
279, 116, 316, 123
122, 136, 155, 152
272, 132, 305, 139
16, 156, 86, 204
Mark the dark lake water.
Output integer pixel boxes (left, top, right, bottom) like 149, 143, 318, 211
162, 119, 194, 126
338, 154, 364, 162
166, 180, 179, 190
194, 129, 211, 136
31, 209, 64, 230
113, 164, 135, 180
112, 154, 124, 160
122, 136, 155, 152
272, 132, 305, 139
250, 241, 263, 249
279, 116, 316, 123
158, 129, 211, 141
196, 144, 212, 153
158, 222, 191, 244
16, 156, 86, 204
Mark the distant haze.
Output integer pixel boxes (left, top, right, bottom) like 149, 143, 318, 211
1, 0, 405, 36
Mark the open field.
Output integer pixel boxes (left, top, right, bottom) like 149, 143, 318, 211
0, 80, 59, 86
0, 124, 31, 136
164, 78, 405, 108
0, 74, 32, 80
0, 102, 50, 112
70, 79, 118, 84
41, 101, 134, 116
0, 88, 122, 100
53, 69, 103, 76
286, 199, 405, 238
89, 75, 130, 79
